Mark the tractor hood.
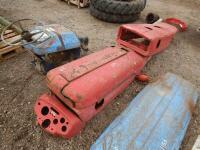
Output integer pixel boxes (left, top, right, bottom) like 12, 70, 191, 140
46, 46, 146, 110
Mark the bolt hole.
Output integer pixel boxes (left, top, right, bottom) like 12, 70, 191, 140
62, 126, 67, 132
38, 102, 41, 105
156, 40, 161, 48
60, 118, 65, 123
66, 122, 69, 124
41, 106, 49, 116
42, 119, 51, 129
53, 119, 58, 124
95, 99, 104, 110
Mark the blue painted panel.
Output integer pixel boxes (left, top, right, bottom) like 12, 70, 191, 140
90, 73, 199, 150
24, 25, 81, 55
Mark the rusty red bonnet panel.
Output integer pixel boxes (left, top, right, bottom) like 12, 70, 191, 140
34, 21, 185, 139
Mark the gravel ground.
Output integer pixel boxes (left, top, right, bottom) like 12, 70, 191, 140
0, 0, 200, 149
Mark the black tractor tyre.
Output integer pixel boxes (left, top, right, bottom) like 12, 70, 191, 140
90, 0, 146, 15
90, 4, 140, 23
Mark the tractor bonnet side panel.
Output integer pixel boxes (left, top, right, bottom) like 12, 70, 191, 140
90, 73, 199, 150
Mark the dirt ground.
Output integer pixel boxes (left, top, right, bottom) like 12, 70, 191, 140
0, 0, 199, 149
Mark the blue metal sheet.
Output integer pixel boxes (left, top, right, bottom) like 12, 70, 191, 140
90, 73, 199, 150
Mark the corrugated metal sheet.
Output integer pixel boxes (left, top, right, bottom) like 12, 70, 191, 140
90, 73, 199, 150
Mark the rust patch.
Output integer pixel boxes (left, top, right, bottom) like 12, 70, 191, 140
157, 81, 172, 96
76, 94, 83, 101
178, 110, 187, 129
162, 82, 172, 93
186, 99, 195, 117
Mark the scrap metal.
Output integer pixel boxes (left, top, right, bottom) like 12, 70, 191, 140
34, 20, 186, 139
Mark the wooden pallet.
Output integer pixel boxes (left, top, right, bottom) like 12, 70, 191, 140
0, 28, 24, 61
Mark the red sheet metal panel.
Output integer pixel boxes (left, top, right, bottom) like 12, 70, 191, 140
35, 94, 85, 139
117, 22, 177, 56
61, 49, 146, 109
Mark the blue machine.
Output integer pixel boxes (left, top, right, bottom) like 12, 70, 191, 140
90, 73, 199, 150
1, 19, 88, 74
23, 24, 89, 74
